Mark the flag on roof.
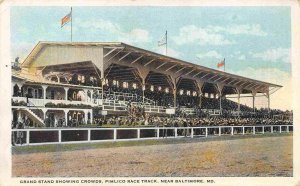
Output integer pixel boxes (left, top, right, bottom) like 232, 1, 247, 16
61, 11, 72, 28
217, 58, 225, 68
158, 31, 167, 46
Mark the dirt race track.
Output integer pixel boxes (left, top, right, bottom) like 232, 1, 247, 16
12, 135, 292, 177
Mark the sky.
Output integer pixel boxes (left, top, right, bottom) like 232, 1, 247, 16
10, 6, 291, 110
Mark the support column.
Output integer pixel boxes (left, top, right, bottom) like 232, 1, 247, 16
266, 90, 270, 113
242, 127, 245, 135
142, 79, 145, 104
199, 93, 202, 108
84, 110, 88, 125
253, 126, 255, 134
173, 88, 177, 108
84, 89, 88, 102
90, 110, 93, 124
42, 85, 48, 100
136, 67, 149, 105
64, 110, 69, 127
236, 87, 242, 117
195, 80, 204, 109
64, 87, 69, 101
101, 78, 104, 100
231, 127, 234, 135
90, 89, 94, 103
216, 83, 224, 112
252, 90, 257, 113
219, 127, 221, 136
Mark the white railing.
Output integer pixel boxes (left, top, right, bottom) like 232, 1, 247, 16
12, 96, 27, 103
11, 125, 293, 146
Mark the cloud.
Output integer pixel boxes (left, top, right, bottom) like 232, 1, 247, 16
173, 23, 267, 46
77, 18, 151, 44
196, 50, 222, 59
207, 24, 267, 36
173, 25, 234, 46
238, 55, 246, 60
252, 48, 290, 63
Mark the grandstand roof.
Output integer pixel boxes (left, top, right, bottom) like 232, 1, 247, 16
21, 41, 282, 95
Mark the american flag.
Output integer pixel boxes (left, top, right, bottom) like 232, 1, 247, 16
217, 58, 225, 68
61, 12, 72, 28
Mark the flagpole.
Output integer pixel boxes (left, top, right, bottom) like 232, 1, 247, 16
165, 30, 167, 56
71, 7, 73, 42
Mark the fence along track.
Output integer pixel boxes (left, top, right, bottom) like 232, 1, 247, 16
11, 125, 293, 146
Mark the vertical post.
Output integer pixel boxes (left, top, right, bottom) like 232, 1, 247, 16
157, 127, 160, 139
64, 87, 69, 101
84, 110, 88, 125
26, 130, 30, 145
42, 85, 48, 100
262, 126, 264, 134
216, 84, 224, 113
101, 78, 104, 100
90, 110, 93, 125
242, 127, 245, 135
279, 126, 282, 133
173, 88, 177, 108
58, 129, 61, 143
287, 126, 289, 133
175, 128, 177, 138
267, 91, 270, 114
191, 128, 194, 138
219, 93, 222, 111
271, 126, 273, 133
137, 128, 140, 139
114, 128, 117, 141
253, 126, 255, 135
64, 110, 68, 127
237, 88, 241, 117
142, 79, 145, 104
88, 129, 91, 142
231, 127, 234, 136
252, 90, 257, 113
165, 30, 167, 55
199, 93, 202, 108
219, 127, 221, 136
205, 127, 208, 137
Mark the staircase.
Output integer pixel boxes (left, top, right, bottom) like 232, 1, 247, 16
21, 108, 44, 127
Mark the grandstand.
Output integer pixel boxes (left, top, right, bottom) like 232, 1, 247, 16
11, 41, 293, 145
